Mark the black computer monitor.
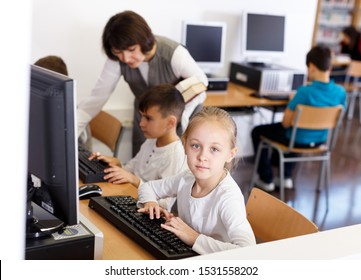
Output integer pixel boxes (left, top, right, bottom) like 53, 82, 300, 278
27, 65, 79, 237
241, 12, 286, 64
181, 20, 227, 75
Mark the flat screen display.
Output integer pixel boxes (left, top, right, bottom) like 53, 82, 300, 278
246, 13, 285, 52
182, 21, 226, 73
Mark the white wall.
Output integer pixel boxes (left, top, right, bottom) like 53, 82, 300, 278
0, 1, 32, 260
31, 0, 317, 161
31, 0, 318, 109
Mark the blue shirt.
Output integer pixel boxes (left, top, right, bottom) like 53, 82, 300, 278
286, 80, 346, 144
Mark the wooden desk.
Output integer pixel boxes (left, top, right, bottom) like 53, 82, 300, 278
332, 56, 351, 68
79, 181, 361, 261
79, 182, 155, 260
204, 82, 288, 109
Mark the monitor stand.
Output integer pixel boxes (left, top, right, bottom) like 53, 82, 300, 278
26, 201, 64, 239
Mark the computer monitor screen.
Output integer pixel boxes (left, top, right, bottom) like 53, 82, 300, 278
181, 21, 226, 74
241, 12, 286, 63
27, 65, 78, 229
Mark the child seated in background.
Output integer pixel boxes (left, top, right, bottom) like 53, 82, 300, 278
34, 55, 94, 150
34, 55, 68, 75
137, 106, 256, 255
90, 84, 187, 209
251, 45, 347, 192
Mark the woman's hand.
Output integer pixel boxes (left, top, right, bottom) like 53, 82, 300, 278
161, 216, 200, 247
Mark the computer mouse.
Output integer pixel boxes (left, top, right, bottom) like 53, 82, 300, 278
79, 184, 102, 200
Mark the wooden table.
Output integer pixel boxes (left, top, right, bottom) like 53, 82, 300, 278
204, 82, 288, 109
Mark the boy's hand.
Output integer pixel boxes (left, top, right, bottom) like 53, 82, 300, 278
88, 152, 121, 166
104, 164, 140, 186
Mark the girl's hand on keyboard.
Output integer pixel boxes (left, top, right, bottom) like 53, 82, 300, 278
138, 202, 172, 220
161, 217, 200, 247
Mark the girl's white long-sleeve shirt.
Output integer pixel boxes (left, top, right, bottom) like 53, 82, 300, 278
137, 170, 256, 255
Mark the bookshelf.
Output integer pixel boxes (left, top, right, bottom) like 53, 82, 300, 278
357, 1, 361, 28
312, 0, 361, 54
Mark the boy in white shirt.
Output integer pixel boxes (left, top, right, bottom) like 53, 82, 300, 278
90, 84, 187, 203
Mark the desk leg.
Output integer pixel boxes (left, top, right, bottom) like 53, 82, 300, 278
254, 107, 277, 123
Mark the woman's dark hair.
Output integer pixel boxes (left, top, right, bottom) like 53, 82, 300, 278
306, 45, 332, 71
102, 10, 155, 60
342, 26, 359, 49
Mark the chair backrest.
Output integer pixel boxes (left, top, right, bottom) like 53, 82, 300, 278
246, 188, 318, 243
344, 60, 361, 91
346, 60, 361, 78
289, 105, 344, 150
89, 111, 123, 157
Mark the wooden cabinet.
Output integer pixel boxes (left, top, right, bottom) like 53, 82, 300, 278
312, 0, 361, 54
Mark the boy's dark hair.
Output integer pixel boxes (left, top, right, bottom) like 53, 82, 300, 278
102, 10, 155, 61
138, 84, 185, 124
34, 55, 68, 75
306, 45, 332, 71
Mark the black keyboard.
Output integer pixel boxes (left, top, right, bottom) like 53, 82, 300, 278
88, 195, 198, 260
78, 145, 108, 183
251, 91, 291, 100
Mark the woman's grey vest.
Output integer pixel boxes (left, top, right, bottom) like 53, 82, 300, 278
119, 35, 182, 155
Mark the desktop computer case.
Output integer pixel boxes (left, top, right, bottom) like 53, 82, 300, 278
25, 214, 103, 260
229, 62, 305, 93
26, 232, 95, 260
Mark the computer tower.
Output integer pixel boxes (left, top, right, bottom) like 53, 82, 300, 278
229, 62, 306, 93
25, 214, 103, 260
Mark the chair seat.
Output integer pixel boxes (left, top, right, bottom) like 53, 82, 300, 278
261, 136, 328, 154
